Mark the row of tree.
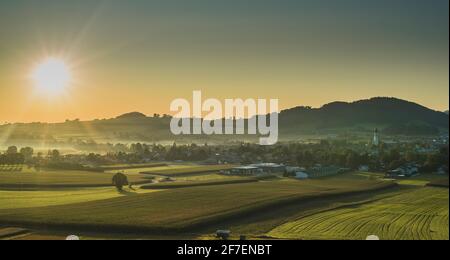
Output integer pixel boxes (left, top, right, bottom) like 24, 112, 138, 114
0, 146, 33, 164
0, 146, 62, 165
2, 141, 448, 174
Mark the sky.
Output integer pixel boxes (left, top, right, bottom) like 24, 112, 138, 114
0, 0, 448, 123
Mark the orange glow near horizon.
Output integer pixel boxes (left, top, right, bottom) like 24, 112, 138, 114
0, 1, 448, 124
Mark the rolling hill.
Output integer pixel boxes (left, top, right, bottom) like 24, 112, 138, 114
279, 97, 449, 134
0, 97, 448, 146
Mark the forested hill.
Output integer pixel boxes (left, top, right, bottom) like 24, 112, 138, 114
0, 97, 448, 144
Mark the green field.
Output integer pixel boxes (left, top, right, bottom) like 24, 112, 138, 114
98, 163, 168, 171
0, 177, 392, 232
394, 174, 449, 187
0, 168, 153, 188
174, 173, 241, 182
141, 178, 258, 189
0, 164, 232, 188
0, 187, 158, 210
141, 173, 259, 189
0, 165, 447, 240
140, 164, 235, 176
268, 187, 449, 240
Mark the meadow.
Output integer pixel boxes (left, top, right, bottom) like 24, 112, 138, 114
141, 172, 262, 189
0, 168, 153, 188
0, 164, 232, 188
0, 176, 393, 233
141, 177, 259, 189
98, 163, 168, 171
0, 162, 447, 240
139, 164, 235, 177
268, 187, 449, 240
0, 187, 158, 210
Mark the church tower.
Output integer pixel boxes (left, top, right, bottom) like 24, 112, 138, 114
373, 128, 380, 146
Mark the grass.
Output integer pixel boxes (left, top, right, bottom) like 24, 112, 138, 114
141, 178, 258, 189
0, 168, 152, 188
0, 187, 158, 210
105, 167, 172, 175
427, 178, 449, 188
175, 173, 241, 182
0, 176, 393, 233
140, 164, 236, 177
0, 227, 29, 239
268, 187, 449, 240
394, 174, 448, 187
98, 163, 168, 171
141, 173, 259, 189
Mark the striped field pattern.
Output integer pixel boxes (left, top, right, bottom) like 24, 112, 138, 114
268, 187, 449, 240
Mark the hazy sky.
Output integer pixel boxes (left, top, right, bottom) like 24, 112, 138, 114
0, 0, 448, 123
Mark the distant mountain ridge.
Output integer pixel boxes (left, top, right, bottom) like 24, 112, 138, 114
0, 97, 448, 144
279, 97, 449, 133
116, 112, 147, 119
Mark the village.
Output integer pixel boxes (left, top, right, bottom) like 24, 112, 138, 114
1, 129, 448, 180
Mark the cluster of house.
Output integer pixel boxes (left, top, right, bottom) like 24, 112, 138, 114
385, 163, 420, 178
224, 163, 286, 175
383, 163, 449, 179
221, 163, 349, 180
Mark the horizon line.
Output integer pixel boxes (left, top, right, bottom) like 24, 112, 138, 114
1, 96, 448, 125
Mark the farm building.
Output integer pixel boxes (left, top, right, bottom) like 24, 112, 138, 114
228, 166, 261, 175
386, 164, 419, 178
225, 163, 285, 176
249, 163, 286, 173
286, 166, 305, 174
295, 172, 309, 179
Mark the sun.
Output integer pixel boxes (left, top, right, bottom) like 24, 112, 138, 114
31, 58, 71, 95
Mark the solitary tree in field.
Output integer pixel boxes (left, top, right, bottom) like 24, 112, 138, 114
112, 172, 129, 191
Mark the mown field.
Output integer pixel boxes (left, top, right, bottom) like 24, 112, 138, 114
141, 173, 262, 189
98, 163, 168, 171
0, 168, 153, 188
1, 163, 446, 240
139, 164, 235, 176
268, 187, 449, 240
0, 164, 231, 188
141, 178, 259, 189
0, 177, 393, 233
0, 187, 158, 210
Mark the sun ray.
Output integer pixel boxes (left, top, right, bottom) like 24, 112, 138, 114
31, 58, 72, 97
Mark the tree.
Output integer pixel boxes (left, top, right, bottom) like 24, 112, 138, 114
423, 153, 441, 173
131, 143, 144, 155
6, 146, 18, 155
345, 152, 360, 169
20, 147, 34, 162
112, 172, 129, 191
49, 149, 60, 161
